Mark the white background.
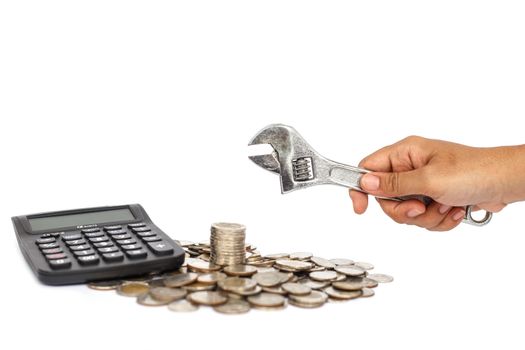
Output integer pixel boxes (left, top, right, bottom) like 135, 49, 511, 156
1, 1, 524, 349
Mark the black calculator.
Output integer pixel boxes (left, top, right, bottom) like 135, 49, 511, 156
12, 204, 185, 285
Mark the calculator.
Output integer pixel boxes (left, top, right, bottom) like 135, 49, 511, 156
12, 204, 185, 285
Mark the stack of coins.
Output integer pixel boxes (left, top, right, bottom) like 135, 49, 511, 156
209, 223, 246, 266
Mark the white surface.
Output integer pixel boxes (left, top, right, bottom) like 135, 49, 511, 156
1, 1, 524, 349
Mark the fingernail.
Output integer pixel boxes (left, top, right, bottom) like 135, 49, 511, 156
407, 209, 424, 218
439, 205, 452, 214
361, 174, 380, 191
453, 210, 465, 221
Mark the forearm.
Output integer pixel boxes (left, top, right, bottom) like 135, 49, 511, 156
497, 144, 525, 204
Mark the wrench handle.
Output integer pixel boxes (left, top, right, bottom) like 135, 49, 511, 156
327, 164, 492, 226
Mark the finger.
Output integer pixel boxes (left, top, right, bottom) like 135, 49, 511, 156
360, 168, 431, 198
402, 201, 453, 229
358, 144, 395, 172
376, 198, 427, 224
349, 190, 368, 214
428, 207, 465, 232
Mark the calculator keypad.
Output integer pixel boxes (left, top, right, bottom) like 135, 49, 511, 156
36, 222, 175, 269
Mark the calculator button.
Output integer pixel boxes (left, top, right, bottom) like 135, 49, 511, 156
125, 249, 147, 259
48, 258, 71, 269
73, 249, 96, 256
104, 225, 122, 231
135, 231, 155, 237
69, 244, 91, 251
38, 242, 59, 249
141, 235, 162, 242
132, 226, 151, 233
41, 247, 62, 254
94, 241, 114, 248
36, 237, 56, 244
128, 222, 146, 228
40, 233, 53, 238
112, 234, 132, 240
120, 244, 142, 251
88, 236, 109, 243
78, 255, 99, 265
102, 251, 124, 262
81, 228, 101, 234
84, 231, 104, 238
146, 241, 174, 256
106, 229, 127, 235
46, 253, 68, 260
65, 239, 87, 246
62, 233, 82, 241
115, 239, 136, 245
97, 246, 119, 254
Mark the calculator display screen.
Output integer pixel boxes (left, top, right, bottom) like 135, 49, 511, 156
28, 208, 135, 231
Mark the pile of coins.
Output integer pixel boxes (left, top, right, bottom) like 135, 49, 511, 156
88, 224, 393, 314
209, 223, 246, 266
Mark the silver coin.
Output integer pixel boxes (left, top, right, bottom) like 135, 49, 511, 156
361, 288, 375, 297
116, 282, 149, 297
183, 282, 216, 292
274, 259, 313, 271
218, 277, 257, 293
213, 299, 251, 314
335, 265, 366, 277
333, 277, 378, 291
167, 299, 199, 312
137, 293, 169, 306
223, 264, 257, 277
289, 252, 313, 260
247, 292, 286, 307
230, 285, 262, 296
367, 273, 394, 283
288, 290, 328, 308
264, 253, 289, 259
197, 272, 227, 285
187, 259, 222, 272
149, 287, 187, 302
281, 282, 311, 296
88, 280, 122, 291
187, 291, 228, 306
297, 278, 331, 290
329, 258, 355, 266
309, 270, 338, 282
261, 286, 287, 295
310, 257, 337, 269
163, 273, 199, 287
252, 271, 288, 287
354, 261, 374, 270
324, 286, 362, 300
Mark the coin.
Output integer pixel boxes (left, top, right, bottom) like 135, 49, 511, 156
361, 288, 375, 297
88, 280, 122, 290
213, 299, 251, 314
187, 291, 228, 306
264, 253, 289, 259
261, 286, 287, 295
164, 272, 199, 287
310, 257, 336, 269
289, 252, 313, 260
275, 259, 313, 271
288, 290, 328, 308
231, 285, 263, 296
333, 277, 378, 291
187, 259, 222, 273
167, 299, 199, 312
335, 265, 366, 277
329, 258, 355, 266
183, 282, 216, 292
247, 292, 286, 307
354, 261, 374, 270
281, 282, 311, 295
149, 287, 187, 302
324, 286, 362, 300
218, 277, 257, 293
116, 282, 149, 297
309, 270, 338, 282
253, 271, 288, 287
223, 264, 257, 277
297, 278, 331, 290
367, 273, 394, 283
137, 293, 169, 306
197, 272, 227, 284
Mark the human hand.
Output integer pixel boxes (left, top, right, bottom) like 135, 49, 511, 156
349, 136, 524, 231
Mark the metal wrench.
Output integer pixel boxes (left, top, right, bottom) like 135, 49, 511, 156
248, 124, 492, 226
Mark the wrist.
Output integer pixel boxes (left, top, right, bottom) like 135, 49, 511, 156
497, 144, 525, 204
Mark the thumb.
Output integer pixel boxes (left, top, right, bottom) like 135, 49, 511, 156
360, 169, 428, 198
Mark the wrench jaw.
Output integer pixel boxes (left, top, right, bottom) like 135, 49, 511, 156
248, 124, 323, 194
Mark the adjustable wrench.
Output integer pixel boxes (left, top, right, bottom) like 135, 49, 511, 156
248, 124, 492, 226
